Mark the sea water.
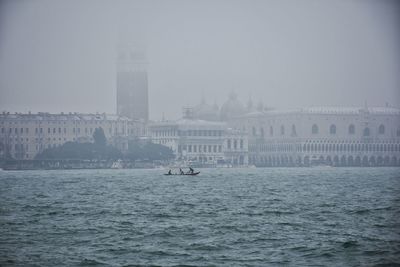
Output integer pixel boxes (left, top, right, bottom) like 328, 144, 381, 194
0, 167, 399, 266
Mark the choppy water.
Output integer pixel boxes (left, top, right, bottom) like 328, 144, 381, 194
0, 168, 400, 266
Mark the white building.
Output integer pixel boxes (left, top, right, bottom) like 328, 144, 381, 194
229, 106, 400, 167
0, 112, 146, 160
148, 117, 248, 166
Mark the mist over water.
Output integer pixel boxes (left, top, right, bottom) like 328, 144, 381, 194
1, 168, 399, 266
0, 0, 399, 119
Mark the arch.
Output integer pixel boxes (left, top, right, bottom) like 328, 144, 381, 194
296, 156, 302, 166
384, 156, 390, 166
333, 156, 339, 166
340, 155, 346, 166
348, 124, 355, 135
392, 156, 398, 166
369, 156, 376, 166
355, 156, 361, 166
330, 124, 337, 135
312, 124, 319, 134
362, 156, 369, 166
378, 124, 385, 135
326, 156, 332, 166
363, 127, 370, 137
377, 156, 383, 166
318, 155, 324, 165
347, 156, 354, 166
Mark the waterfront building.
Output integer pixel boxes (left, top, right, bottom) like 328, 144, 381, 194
148, 109, 248, 166
228, 106, 400, 167
0, 112, 146, 160
116, 45, 149, 121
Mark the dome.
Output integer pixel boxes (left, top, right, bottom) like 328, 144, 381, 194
220, 92, 246, 121
193, 98, 219, 121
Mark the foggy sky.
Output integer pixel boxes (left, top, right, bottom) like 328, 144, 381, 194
0, 0, 399, 120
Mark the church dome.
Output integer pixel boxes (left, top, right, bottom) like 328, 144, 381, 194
193, 98, 219, 121
220, 92, 246, 121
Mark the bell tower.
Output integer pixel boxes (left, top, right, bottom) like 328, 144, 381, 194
116, 45, 149, 121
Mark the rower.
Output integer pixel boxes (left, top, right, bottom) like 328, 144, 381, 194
189, 167, 194, 174
168, 170, 172, 175
179, 168, 184, 175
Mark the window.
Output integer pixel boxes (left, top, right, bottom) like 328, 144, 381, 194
252, 127, 256, 136
233, 140, 237, 150
260, 128, 264, 137
227, 139, 231, 149
330, 124, 336, 135
363, 127, 370, 137
348, 124, 355, 135
270, 126, 273, 136
240, 139, 243, 149
378, 124, 385, 135
280, 125, 285, 135
312, 124, 318, 134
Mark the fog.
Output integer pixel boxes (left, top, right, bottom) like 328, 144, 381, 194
0, 0, 399, 120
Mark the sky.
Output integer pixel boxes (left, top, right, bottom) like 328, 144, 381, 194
0, 0, 399, 120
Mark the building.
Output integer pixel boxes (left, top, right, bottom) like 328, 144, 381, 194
228, 106, 400, 167
116, 45, 149, 121
0, 112, 145, 160
148, 109, 248, 166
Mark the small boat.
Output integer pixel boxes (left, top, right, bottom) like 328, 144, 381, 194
164, 171, 200, 176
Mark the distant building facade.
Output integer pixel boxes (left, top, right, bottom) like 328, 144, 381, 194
116, 45, 149, 121
148, 113, 248, 166
0, 112, 146, 160
228, 106, 400, 167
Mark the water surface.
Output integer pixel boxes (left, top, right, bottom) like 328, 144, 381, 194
1, 167, 399, 266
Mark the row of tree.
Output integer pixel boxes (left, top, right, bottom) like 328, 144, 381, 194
34, 127, 174, 161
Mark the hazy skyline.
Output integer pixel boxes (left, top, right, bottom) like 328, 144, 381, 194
1, 0, 399, 120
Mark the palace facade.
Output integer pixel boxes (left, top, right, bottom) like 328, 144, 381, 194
229, 106, 400, 167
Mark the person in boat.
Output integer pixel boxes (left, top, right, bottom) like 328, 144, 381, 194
189, 167, 194, 174
179, 168, 184, 175
168, 170, 172, 175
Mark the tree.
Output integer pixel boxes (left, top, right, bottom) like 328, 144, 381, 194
125, 140, 174, 161
93, 127, 107, 147
35, 141, 122, 160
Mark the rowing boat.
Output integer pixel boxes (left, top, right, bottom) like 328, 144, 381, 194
164, 172, 200, 176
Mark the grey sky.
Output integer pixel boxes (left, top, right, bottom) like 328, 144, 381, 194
0, 0, 399, 120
